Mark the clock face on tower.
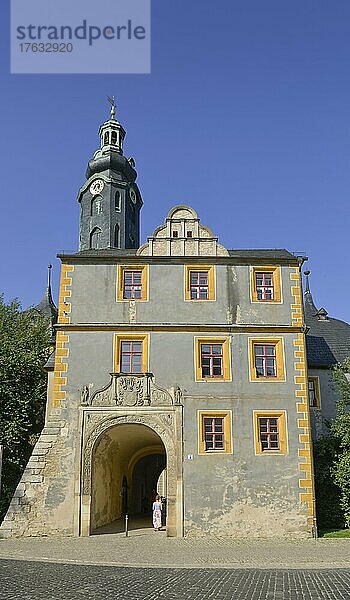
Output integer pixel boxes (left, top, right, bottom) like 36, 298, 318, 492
90, 179, 104, 195
130, 188, 137, 204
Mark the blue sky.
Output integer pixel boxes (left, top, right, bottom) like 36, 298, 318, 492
1, 1, 349, 321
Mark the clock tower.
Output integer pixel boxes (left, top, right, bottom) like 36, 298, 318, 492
77, 102, 143, 251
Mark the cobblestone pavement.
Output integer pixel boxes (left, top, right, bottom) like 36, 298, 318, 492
0, 560, 349, 599
0, 532, 350, 569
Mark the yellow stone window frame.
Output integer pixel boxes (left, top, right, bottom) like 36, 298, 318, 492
116, 265, 149, 302
113, 333, 149, 373
198, 410, 233, 455
184, 265, 216, 301
253, 410, 288, 455
248, 337, 286, 382
308, 376, 321, 409
194, 336, 231, 382
250, 266, 282, 303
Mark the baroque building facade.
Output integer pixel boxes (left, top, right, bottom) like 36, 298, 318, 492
1, 109, 319, 539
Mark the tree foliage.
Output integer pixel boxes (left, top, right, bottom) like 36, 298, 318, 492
0, 295, 51, 520
313, 434, 343, 529
313, 358, 350, 530
330, 358, 350, 527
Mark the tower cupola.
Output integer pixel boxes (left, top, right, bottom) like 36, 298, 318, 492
98, 100, 126, 155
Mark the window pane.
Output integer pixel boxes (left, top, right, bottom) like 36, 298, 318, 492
269, 419, 278, 431
201, 345, 210, 355
133, 272, 142, 283
260, 417, 267, 426
214, 435, 224, 448
131, 356, 142, 372
212, 345, 222, 354
121, 357, 130, 371
199, 273, 208, 284
213, 366, 222, 376
265, 346, 275, 355
132, 342, 142, 352
214, 419, 223, 432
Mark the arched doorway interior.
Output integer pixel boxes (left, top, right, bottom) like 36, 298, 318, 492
90, 423, 165, 532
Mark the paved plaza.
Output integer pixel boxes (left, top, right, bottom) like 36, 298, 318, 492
0, 521, 350, 599
0, 560, 350, 600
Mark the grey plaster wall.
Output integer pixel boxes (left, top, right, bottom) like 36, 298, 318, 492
66, 330, 298, 397
68, 263, 295, 326
183, 396, 305, 537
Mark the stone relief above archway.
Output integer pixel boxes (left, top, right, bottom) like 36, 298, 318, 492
81, 373, 183, 408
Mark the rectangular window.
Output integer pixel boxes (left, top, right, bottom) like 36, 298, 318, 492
253, 411, 288, 455
117, 265, 148, 301
123, 270, 142, 299
198, 411, 232, 454
259, 417, 279, 450
190, 271, 209, 300
201, 343, 223, 378
185, 265, 215, 301
308, 377, 320, 408
254, 344, 276, 377
203, 417, 224, 450
120, 340, 143, 373
249, 338, 285, 382
250, 266, 282, 303
195, 337, 231, 382
114, 334, 149, 373
256, 272, 274, 300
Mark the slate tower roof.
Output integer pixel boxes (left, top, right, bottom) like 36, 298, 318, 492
304, 271, 350, 367
33, 264, 58, 325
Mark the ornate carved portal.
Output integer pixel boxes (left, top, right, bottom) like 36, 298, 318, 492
79, 375, 183, 538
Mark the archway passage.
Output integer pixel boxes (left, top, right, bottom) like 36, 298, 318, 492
90, 423, 166, 534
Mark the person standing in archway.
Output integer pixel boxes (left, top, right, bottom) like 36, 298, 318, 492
152, 494, 162, 531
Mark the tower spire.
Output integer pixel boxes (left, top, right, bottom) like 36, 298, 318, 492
303, 270, 318, 316
34, 263, 58, 324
